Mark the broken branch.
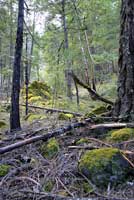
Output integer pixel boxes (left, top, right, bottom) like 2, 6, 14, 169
72, 73, 113, 105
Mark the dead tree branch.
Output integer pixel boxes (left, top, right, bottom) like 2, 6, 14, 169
72, 73, 114, 105
21, 104, 82, 116
1, 120, 134, 154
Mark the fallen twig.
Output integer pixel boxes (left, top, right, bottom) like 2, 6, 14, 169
21, 104, 83, 116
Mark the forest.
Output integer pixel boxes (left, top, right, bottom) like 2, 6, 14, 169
0, 0, 134, 199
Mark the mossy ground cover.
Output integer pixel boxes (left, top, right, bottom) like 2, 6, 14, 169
109, 128, 134, 142
0, 79, 134, 199
0, 164, 10, 177
79, 148, 132, 187
40, 138, 59, 159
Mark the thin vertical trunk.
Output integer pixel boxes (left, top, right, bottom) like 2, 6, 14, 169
62, 0, 72, 100
78, 32, 90, 85
28, 10, 35, 81
84, 30, 96, 91
74, 78, 79, 106
10, 0, 24, 131
25, 34, 29, 116
8, 0, 14, 98
0, 37, 3, 99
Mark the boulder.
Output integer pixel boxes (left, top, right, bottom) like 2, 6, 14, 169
79, 148, 133, 187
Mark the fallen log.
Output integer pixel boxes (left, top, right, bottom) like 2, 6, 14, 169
0, 119, 92, 154
0, 121, 134, 154
72, 73, 114, 105
21, 104, 82, 116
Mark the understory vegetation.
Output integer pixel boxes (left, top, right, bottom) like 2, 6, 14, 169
0, 0, 134, 199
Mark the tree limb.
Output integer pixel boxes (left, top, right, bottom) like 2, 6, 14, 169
1, 119, 134, 154
21, 104, 82, 116
72, 73, 114, 105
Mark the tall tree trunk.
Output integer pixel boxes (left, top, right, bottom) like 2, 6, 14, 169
10, 0, 24, 131
62, 0, 72, 100
113, 0, 134, 120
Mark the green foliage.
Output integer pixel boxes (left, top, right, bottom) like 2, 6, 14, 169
58, 113, 74, 120
110, 128, 134, 142
40, 138, 59, 159
0, 164, 10, 177
79, 148, 132, 186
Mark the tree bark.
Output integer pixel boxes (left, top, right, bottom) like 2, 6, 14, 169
25, 33, 29, 116
113, 0, 134, 119
10, 0, 24, 131
61, 0, 72, 100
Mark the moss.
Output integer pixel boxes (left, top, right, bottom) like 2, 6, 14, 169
79, 148, 131, 186
91, 105, 108, 115
110, 128, 134, 142
25, 113, 46, 122
22, 81, 51, 104
29, 81, 51, 99
82, 182, 94, 193
43, 180, 54, 192
0, 121, 7, 128
40, 138, 59, 159
0, 164, 10, 176
28, 96, 42, 103
58, 113, 74, 120
85, 105, 108, 118
76, 138, 89, 145
85, 112, 96, 118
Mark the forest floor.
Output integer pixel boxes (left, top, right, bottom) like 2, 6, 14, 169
0, 78, 134, 200
0, 106, 134, 200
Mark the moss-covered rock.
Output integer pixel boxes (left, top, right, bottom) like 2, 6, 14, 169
85, 105, 108, 118
0, 164, 10, 177
40, 138, 59, 159
58, 113, 74, 120
79, 148, 132, 187
91, 105, 108, 115
21, 81, 51, 104
110, 128, 134, 142
29, 81, 51, 99
0, 121, 7, 128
